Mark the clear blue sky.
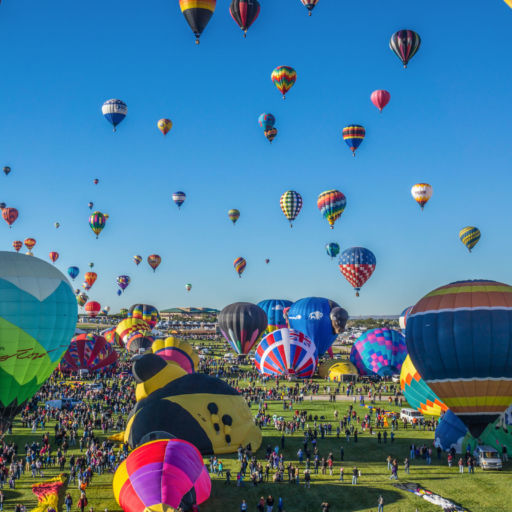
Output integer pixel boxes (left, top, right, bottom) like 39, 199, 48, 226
1, 0, 511, 315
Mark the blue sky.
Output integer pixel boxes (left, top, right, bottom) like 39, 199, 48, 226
1, 0, 511, 315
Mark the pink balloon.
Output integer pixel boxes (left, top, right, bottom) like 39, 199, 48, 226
371, 90, 391, 112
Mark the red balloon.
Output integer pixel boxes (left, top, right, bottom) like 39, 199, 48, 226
12, 240, 22, 252
370, 90, 391, 112
49, 251, 59, 263
85, 301, 101, 318
2, 208, 18, 227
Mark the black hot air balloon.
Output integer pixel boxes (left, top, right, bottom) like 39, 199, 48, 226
229, 0, 260, 37
179, 0, 216, 44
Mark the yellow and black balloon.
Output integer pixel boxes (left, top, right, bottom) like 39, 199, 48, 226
179, 0, 216, 44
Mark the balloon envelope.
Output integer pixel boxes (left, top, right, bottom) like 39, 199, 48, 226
102, 99, 127, 130
151, 337, 199, 374
129, 304, 160, 329
59, 333, 118, 373
257, 299, 293, 333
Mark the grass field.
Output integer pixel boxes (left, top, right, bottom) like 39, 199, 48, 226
4, 338, 511, 512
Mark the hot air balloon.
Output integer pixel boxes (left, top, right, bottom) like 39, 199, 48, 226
264, 127, 278, 143
399, 306, 413, 333
2, 208, 18, 228
117, 290, 122, 296
12, 241, 22, 252
233, 257, 246, 277
84, 272, 97, 289
3, 167, 10, 176
350, 328, 407, 377
287, 297, 345, 356
271, 66, 296, 99
338, 247, 376, 296
128, 304, 160, 329
280, 190, 302, 227
256, 299, 293, 333
400, 355, 448, 417
411, 183, 433, 210
0, 203, 5, 210
370, 90, 391, 112
59, 334, 118, 373
258, 113, 275, 131
172, 192, 186, 209
342, 125, 365, 156
300, 0, 319, 15
459, 226, 480, 252
228, 209, 240, 224
265, 258, 270, 264
102, 326, 122, 348
116, 318, 153, 353
405, 279, 512, 437
88, 202, 94, 210
120, 308, 129, 317
24, 238, 36, 253
218, 302, 267, 355
113, 439, 211, 512
89, 262, 94, 269
49, 252, 59, 264
85, 301, 101, 318
82, 281, 91, 291
77, 293, 88, 307
317, 190, 346, 229
102, 99, 127, 131
255, 328, 318, 378
179, 0, 216, 43
434, 410, 469, 454
101, 306, 110, 315
117, 275, 131, 293
93, 178, 99, 185
326, 242, 340, 259
148, 255, 161, 272
151, 337, 199, 374
390, 29, 421, 68
230, 0, 260, 36
104, 213, 110, 220
89, 211, 106, 239
0, 252, 77, 433
186, 283, 192, 292
54, 222, 60, 229
158, 118, 173, 136
331, 306, 349, 334
133, 255, 142, 266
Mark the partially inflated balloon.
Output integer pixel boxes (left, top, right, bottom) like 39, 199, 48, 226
148, 255, 161, 272
406, 280, 512, 437
230, 0, 260, 36
102, 99, 127, 131
228, 209, 240, 224
172, 192, 186, 209
342, 125, 365, 156
338, 247, 376, 296
129, 304, 160, 329
59, 334, 118, 373
2, 208, 18, 228
0, 252, 77, 433
218, 302, 267, 355
180, 0, 216, 43
280, 190, 302, 227
390, 30, 421, 68
258, 113, 275, 130
89, 211, 106, 238
459, 226, 480, 252
257, 299, 293, 333
49, 252, 59, 264
233, 257, 246, 278
411, 183, 433, 210
326, 243, 340, 259
85, 301, 101, 318
317, 190, 346, 229
370, 90, 391, 112
151, 337, 199, 374
157, 118, 173, 136
271, 66, 296, 99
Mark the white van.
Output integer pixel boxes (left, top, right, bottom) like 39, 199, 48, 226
400, 408, 423, 423
473, 445, 503, 470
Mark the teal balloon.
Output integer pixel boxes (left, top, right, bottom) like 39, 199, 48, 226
326, 243, 340, 259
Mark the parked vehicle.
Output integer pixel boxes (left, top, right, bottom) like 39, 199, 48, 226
473, 445, 503, 470
400, 408, 423, 423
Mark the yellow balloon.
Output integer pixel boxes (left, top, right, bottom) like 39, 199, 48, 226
157, 118, 173, 136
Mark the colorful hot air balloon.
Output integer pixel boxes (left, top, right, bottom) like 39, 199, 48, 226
338, 247, 376, 296
300, 0, 319, 16
258, 113, 275, 130
350, 328, 407, 377
12, 241, 22, 252
77, 293, 88, 307
0, 252, 77, 433
179, 0, 216, 43
342, 125, 365, 156
228, 209, 240, 224
411, 183, 433, 210
172, 192, 186, 209
405, 280, 512, 437
400, 355, 448, 417
230, 0, 260, 36
256, 299, 293, 333
93, 178, 99, 185
116, 318, 153, 353
399, 306, 413, 333
326, 242, 340, 259
151, 337, 199, 374
89, 211, 106, 239
59, 334, 118, 373
264, 127, 278, 143
24, 238, 36, 252
233, 257, 246, 278
133, 255, 142, 266
3, 167, 11, 176
157, 118, 173, 136
128, 304, 160, 329
218, 302, 267, 355
102, 99, 127, 131
255, 328, 318, 378
317, 190, 346, 229
82, 281, 91, 291
102, 326, 122, 348
84, 272, 97, 289
370, 90, 391, 112
280, 190, 302, 227
85, 301, 101, 318
2, 208, 18, 228
186, 283, 192, 292
271, 66, 297, 99
389, 29, 421, 68
49, 252, 59, 264
117, 275, 131, 293
0, 203, 5, 210
112, 439, 211, 512
54, 222, 60, 229
88, 201, 94, 210
459, 226, 481, 252
148, 255, 162, 272
265, 258, 270, 264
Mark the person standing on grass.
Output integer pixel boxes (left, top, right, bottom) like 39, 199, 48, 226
502, 445, 508, 462
339, 466, 344, 482
65, 493, 73, 512
458, 458, 464, 474
304, 469, 311, 488
266, 495, 274, 512
277, 497, 283, 512
352, 466, 358, 485
240, 499, 247, 512
404, 457, 410, 474
377, 495, 384, 512
78, 493, 87, 512
257, 497, 265, 512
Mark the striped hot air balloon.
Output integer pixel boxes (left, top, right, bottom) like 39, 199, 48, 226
342, 125, 365, 156
233, 257, 246, 278
151, 337, 199, 374
59, 334, 118, 373
179, 0, 216, 43
148, 255, 162, 272
271, 66, 297, 99
12, 241, 22, 252
459, 226, 480, 252
389, 29, 421, 68
89, 211, 106, 239
24, 238, 36, 253
172, 192, 186, 209
102, 99, 127, 131
117, 275, 131, 293
325, 243, 340, 259
317, 190, 346, 229
133, 255, 142, 266
411, 183, 433, 210
228, 209, 240, 225
128, 304, 160, 329
264, 127, 278, 143
338, 247, 376, 296
300, 0, 320, 16
49, 252, 59, 264
230, 0, 260, 37
280, 190, 302, 227
399, 306, 413, 333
